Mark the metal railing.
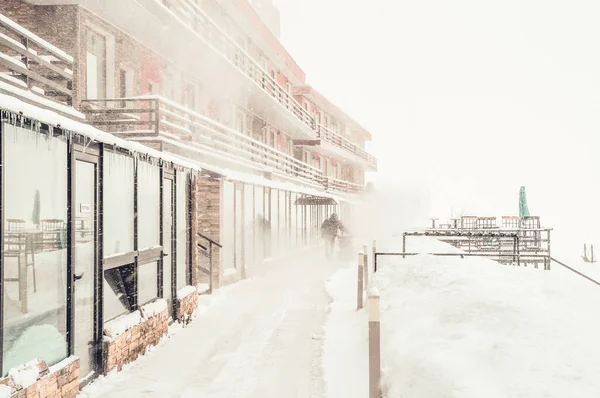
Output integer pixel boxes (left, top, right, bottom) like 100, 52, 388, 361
82, 96, 327, 187
196, 232, 222, 294
155, 0, 315, 130
318, 124, 377, 169
0, 13, 73, 104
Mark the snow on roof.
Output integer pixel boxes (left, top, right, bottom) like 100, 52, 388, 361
0, 89, 362, 202
0, 91, 202, 172
0, 13, 73, 63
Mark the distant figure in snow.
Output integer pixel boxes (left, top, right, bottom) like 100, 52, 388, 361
321, 213, 347, 259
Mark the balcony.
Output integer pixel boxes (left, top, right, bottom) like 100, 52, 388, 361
0, 13, 76, 117
317, 124, 377, 170
324, 176, 363, 194
154, 0, 314, 128
82, 95, 325, 188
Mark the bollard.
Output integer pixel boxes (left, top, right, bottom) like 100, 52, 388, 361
357, 253, 364, 310
368, 290, 381, 398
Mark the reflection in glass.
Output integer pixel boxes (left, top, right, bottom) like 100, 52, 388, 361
176, 171, 188, 290
235, 185, 243, 269
254, 186, 264, 263
103, 265, 135, 321
138, 261, 158, 305
138, 161, 160, 250
103, 151, 134, 256
2, 124, 68, 374
222, 182, 235, 271
244, 184, 254, 266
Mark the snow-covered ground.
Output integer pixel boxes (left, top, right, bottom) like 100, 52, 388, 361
324, 236, 600, 397
79, 248, 345, 398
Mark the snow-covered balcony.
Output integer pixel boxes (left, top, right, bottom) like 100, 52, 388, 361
25, 0, 316, 139
0, 13, 75, 115
82, 95, 325, 189
317, 124, 378, 171
323, 176, 363, 194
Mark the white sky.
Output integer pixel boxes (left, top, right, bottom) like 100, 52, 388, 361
275, 0, 599, 241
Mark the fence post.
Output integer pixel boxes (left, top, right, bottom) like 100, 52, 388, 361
402, 233, 406, 259
368, 289, 381, 398
373, 240, 377, 272
357, 253, 364, 310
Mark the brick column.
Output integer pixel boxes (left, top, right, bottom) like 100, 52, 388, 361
192, 176, 222, 289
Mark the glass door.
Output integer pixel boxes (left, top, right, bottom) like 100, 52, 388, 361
162, 177, 175, 316
74, 159, 98, 379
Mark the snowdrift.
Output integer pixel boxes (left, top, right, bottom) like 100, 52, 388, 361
371, 237, 600, 397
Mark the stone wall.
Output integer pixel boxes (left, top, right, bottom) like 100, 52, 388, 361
193, 176, 222, 289
0, 357, 79, 398
102, 301, 169, 374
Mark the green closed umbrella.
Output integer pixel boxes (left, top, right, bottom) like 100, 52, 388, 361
31, 189, 40, 227
519, 186, 530, 218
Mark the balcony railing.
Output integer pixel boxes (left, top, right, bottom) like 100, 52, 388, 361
317, 124, 377, 169
324, 176, 363, 194
0, 13, 73, 105
155, 0, 315, 131
82, 96, 325, 187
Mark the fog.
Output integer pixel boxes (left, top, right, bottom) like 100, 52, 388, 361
276, 0, 600, 255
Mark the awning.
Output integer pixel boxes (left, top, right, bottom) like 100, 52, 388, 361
294, 196, 338, 206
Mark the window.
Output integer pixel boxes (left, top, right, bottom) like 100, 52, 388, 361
222, 182, 235, 271
244, 185, 254, 266
137, 161, 160, 305
2, 124, 68, 375
148, 81, 158, 95
119, 68, 134, 108
86, 30, 107, 99
103, 151, 135, 320
175, 171, 189, 289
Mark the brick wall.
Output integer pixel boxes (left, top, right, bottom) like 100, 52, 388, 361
0, 358, 80, 398
175, 286, 199, 324
102, 302, 169, 374
192, 177, 222, 289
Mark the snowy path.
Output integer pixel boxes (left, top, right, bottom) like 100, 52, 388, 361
80, 250, 345, 398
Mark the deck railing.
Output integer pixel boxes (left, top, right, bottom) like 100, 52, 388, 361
155, 0, 315, 131
324, 176, 363, 193
317, 124, 377, 169
0, 13, 73, 105
82, 96, 327, 187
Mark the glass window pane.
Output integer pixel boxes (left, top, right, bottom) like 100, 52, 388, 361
103, 151, 134, 256
222, 182, 235, 271
235, 185, 242, 270
254, 186, 264, 263
138, 161, 160, 250
176, 171, 188, 289
2, 124, 68, 374
244, 184, 254, 266
103, 265, 135, 321
138, 262, 158, 305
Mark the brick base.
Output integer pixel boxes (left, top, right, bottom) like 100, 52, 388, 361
175, 286, 198, 324
102, 303, 169, 374
1, 357, 80, 398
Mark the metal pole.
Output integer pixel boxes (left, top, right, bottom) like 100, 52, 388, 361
368, 291, 381, 398
402, 233, 406, 259
357, 253, 364, 311
372, 240, 377, 273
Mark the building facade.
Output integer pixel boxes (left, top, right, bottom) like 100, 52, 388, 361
0, 0, 376, 396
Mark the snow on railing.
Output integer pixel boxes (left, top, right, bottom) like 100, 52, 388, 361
0, 13, 73, 105
324, 176, 363, 194
82, 96, 327, 187
318, 124, 377, 169
154, 0, 315, 131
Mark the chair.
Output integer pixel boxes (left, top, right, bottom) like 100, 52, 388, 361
4, 220, 37, 297
40, 219, 66, 251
